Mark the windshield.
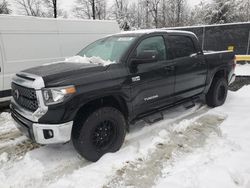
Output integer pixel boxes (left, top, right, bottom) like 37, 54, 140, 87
77, 36, 137, 63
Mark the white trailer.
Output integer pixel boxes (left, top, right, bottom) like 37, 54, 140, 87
0, 15, 120, 102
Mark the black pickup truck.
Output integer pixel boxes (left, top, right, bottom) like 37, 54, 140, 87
10, 29, 236, 161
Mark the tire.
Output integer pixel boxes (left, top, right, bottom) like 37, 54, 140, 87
206, 77, 228, 107
72, 107, 126, 162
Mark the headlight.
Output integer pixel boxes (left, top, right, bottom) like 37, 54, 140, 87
42, 86, 76, 105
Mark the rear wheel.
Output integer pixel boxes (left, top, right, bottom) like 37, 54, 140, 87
72, 107, 126, 162
206, 77, 228, 107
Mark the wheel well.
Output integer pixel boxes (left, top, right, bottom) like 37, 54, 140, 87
205, 69, 229, 94
75, 96, 129, 121
213, 69, 228, 81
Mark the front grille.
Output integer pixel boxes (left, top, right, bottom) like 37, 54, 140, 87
11, 83, 38, 112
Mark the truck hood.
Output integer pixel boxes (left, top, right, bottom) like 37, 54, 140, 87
23, 61, 109, 87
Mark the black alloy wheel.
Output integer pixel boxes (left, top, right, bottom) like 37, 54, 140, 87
72, 107, 126, 162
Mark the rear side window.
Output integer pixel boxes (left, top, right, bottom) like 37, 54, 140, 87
168, 35, 197, 59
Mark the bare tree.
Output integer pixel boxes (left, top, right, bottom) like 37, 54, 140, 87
0, 0, 11, 14
91, 0, 95, 19
176, 0, 184, 24
149, 0, 161, 28
73, 0, 106, 20
74, 0, 92, 19
114, 0, 128, 19
43, 0, 57, 18
161, 0, 167, 26
15, 0, 46, 17
236, 0, 250, 22
204, 0, 237, 24
112, 0, 131, 30
139, 0, 150, 28
164, 0, 187, 27
189, 1, 211, 25
121, 1, 142, 29
96, 0, 106, 19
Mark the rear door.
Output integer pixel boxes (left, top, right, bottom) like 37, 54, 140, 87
167, 35, 207, 100
129, 35, 175, 116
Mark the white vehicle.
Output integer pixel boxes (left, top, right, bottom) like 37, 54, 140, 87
0, 15, 120, 103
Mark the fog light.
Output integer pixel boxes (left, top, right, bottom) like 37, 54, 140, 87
43, 129, 54, 139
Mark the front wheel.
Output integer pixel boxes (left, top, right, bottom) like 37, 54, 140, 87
206, 77, 228, 107
72, 107, 126, 162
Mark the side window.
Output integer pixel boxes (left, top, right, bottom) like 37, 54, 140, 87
168, 36, 197, 59
135, 36, 167, 61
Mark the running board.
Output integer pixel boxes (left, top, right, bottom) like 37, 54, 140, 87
130, 95, 201, 125
183, 101, 195, 109
143, 112, 164, 124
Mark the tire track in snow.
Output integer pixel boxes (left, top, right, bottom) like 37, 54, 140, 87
104, 113, 226, 188
0, 112, 41, 162
124, 104, 209, 148
0, 130, 22, 144
0, 128, 41, 162
0, 139, 40, 164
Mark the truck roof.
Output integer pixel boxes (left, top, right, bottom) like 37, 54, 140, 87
113, 29, 197, 38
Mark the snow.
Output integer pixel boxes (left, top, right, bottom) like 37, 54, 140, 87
43, 55, 115, 66
155, 86, 250, 188
119, 29, 195, 36
120, 29, 167, 34
0, 112, 15, 134
235, 63, 250, 76
1, 86, 250, 187
65, 55, 115, 66
0, 152, 9, 164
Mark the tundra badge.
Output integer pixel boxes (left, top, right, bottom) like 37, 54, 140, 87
144, 95, 159, 101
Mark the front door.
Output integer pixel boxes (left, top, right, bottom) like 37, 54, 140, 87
129, 35, 175, 116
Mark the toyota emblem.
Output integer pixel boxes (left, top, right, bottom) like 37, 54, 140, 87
14, 89, 20, 100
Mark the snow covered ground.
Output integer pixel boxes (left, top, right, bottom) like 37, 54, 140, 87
0, 86, 250, 188
235, 63, 250, 76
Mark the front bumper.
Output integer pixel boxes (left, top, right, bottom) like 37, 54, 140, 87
11, 106, 73, 144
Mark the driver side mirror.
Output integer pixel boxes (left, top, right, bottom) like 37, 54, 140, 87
132, 50, 159, 65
